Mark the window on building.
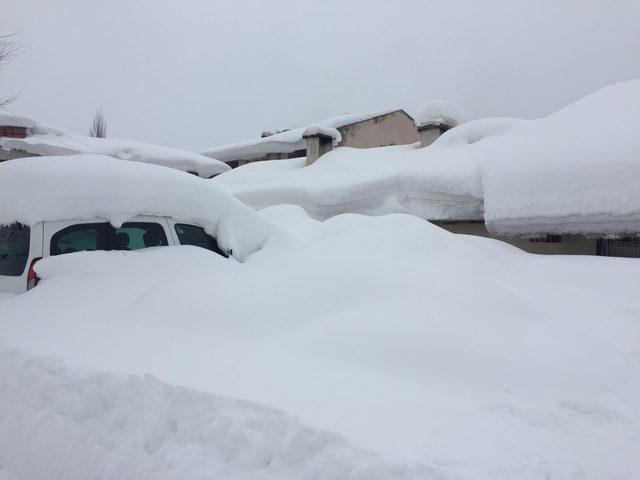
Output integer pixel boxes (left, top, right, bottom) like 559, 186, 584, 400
529, 234, 562, 243
596, 237, 640, 258
174, 223, 226, 256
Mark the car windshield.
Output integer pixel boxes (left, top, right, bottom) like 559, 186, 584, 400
0, 223, 30, 276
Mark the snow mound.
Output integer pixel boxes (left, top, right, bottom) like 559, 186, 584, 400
0, 348, 428, 480
2, 212, 639, 479
0, 110, 229, 177
0, 155, 276, 260
201, 110, 399, 163
215, 79, 640, 235
415, 99, 465, 127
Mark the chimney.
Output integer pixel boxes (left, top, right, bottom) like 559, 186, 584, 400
303, 126, 340, 165
417, 122, 450, 148
414, 100, 465, 148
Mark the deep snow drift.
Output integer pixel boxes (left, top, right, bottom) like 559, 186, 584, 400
0, 109, 229, 177
1, 208, 639, 480
215, 79, 640, 235
0, 155, 275, 260
0, 348, 426, 480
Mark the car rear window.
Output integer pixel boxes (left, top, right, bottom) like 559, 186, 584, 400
0, 223, 30, 276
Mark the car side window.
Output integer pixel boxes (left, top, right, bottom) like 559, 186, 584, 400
113, 222, 168, 250
51, 223, 111, 255
51, 222, 168, 255
174, 223, 226, 256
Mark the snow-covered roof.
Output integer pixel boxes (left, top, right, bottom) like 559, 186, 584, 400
415, 99, 466, 128
0, 110, 230, 178
215, 79, 640, 236
201, 109, 402, 163
0, 109, 36, 129
0, 155, 276, 260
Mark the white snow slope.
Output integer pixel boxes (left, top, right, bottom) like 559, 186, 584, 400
1, 206, 639, 479
215, 79, 640, 235
0, 155, 276, 261
0, 109, 229, 177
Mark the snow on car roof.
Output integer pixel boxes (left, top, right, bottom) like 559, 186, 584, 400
0, 155, 276, 260
201, 109, 401, 162
0, 109, 230, 178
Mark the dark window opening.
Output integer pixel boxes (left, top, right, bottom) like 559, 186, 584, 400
529, 234, 562, 243
0, 223, 30, 276
596, 237, 640, 258
174, 223, 226, 257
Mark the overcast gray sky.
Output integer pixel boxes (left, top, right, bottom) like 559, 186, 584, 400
2, 0, 639, 151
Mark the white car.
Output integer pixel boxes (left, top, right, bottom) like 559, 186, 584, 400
0, 215, 228, 294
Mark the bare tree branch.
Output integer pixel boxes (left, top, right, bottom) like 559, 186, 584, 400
0, 33, 23, 106
89, 108, 107, 138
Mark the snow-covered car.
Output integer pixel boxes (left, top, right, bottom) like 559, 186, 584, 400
0, 154, 277, 294
0, 216, 227, 294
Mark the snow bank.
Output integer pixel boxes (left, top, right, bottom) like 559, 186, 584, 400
482, 79, 640, 235
215, 80, 640, 235
0, 347, 429, 480
415, 99, 465, 127
216, 143, 484, 221
1, 211, 639, 479
201, 110, 399, 163
0, 155, 276, 260
0, 109, 229, 177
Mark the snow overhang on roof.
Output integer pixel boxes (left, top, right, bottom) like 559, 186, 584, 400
0, 110, 230, 178
201, 109, 404, 163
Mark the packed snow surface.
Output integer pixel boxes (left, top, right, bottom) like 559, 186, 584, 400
0, 155, 275, 260
0, 348, 426, 480
0, 109, 229, 177
1, 207, 639, 479
215, 79, 640, 235
415, 99, 466, 127
201, 109, 399, 163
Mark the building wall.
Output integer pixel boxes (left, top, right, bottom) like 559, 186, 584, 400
337, 111, 419, 148
433, 221, 600, 255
